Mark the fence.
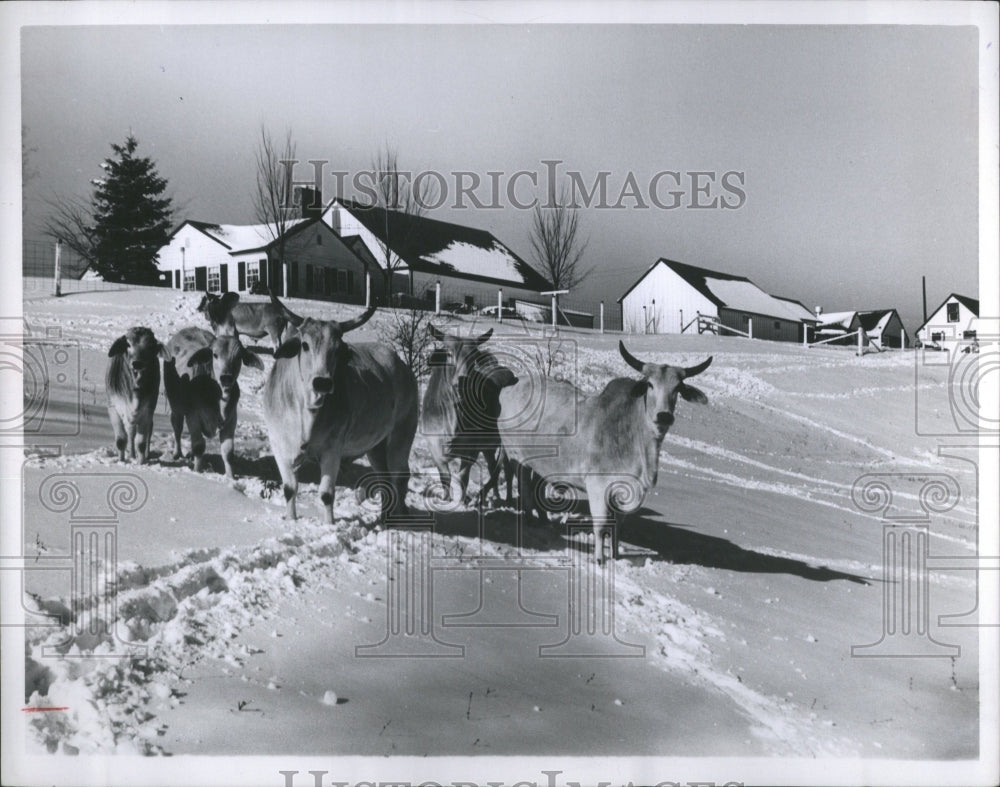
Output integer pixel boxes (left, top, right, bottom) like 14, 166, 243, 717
22, 238, 134, 295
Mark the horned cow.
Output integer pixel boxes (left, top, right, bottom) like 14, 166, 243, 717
421, 324, 516, 505
105, 327, 165, 464
162, 326, 264, 477
263, 292, 418, 523
498, 341, 711, 563
198, 292, 287, 350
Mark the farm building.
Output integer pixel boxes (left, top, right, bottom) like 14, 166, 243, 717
155, 218, 371, 303
618, 258, 818, 341
915, 293, 979, 347
321, 197, 553, 309
814, 309, 909, 349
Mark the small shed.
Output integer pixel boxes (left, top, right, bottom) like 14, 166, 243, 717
815, 309, 909, 349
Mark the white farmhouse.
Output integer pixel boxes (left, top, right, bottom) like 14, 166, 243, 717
155, 218, 372, 303
915, 293, 979, 347
618, 258, 817, 342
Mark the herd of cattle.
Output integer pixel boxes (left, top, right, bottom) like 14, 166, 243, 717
105, 292, 712, 562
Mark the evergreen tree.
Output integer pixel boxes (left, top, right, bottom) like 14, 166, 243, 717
90, 134, 173, 284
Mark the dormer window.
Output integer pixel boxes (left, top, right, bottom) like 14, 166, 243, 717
947, 302, 960, 322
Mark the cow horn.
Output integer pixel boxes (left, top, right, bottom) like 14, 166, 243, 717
682, 356, 713, 378
475, 328, 494, 345
269, 288, 304, 327
338, 303, 377, 334
428, 323, 446, 341
618, 341, 646, 373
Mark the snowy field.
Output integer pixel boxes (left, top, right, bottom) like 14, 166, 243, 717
14, 283, 983, 768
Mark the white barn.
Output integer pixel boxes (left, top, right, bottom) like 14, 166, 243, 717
915, 293, 979, 347
321, 198, 553, 309
618, 258, 817, 342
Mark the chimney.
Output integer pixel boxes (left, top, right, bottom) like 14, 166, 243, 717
815, 306, 823, 319
295, 185, 323, 220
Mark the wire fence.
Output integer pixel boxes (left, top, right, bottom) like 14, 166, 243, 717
22, 238, 136, 295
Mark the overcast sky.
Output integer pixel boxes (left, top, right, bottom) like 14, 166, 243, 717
19, 21, 981, 332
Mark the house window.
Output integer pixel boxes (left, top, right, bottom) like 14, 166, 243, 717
324, 268, 335, 296
947, 302, 960, 322
774, 321, 781, 330
245, 261, 260, 291
313, 266, 324, 294
316, 234, 322, 246
337, 270, 348, 293
207, 266, 221, 293
183, 269, 196, 292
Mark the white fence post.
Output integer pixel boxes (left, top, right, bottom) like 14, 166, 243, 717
642, 306, 648, 334
365, 271, 371, 307
748, 317, 753, 340
53, 240, 62, 297
599, 301, 605, 334
679, 309, 684, 334
435, 280, 441, 315
857, 328, 864, 356
497, 289, 503, 323
551, 293, 557, 328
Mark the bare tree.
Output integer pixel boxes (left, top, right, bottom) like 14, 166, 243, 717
253, 126, 297, 295
41, 192, 97, 266
378, 308, 434, 379
529, 183, 592, 291
22, 125, 39, 218
367, 145, 439, 304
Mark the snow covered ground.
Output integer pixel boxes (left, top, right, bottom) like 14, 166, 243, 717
9, 284, 992, 782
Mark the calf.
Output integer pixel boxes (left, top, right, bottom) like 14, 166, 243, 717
498, 342, 711, 563
105, 327, 164, 464
162, 327, 264, 477
198, 292, 287, 350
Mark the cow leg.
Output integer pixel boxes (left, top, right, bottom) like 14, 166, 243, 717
170, 410, 184, 460
457, 455, 475, 506
219, 416, 236, 480
273, 449, 298, 520
318, 451, 341, 525
586, 478, 614, 565
502, 452, 514, 506
126, 420, 138, 462
385, 409, 417, 521
186, 413, 208, 472
108, 407, 127, 462
477, 449, 503, 508
136, 418, 152, 465
428, 441, 453, 502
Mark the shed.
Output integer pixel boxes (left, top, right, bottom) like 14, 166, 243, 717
915, 293, 979, 347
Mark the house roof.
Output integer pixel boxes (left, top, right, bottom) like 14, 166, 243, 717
329, 198, 553, 291
856, 309, 901, 334
618, 258, 815, 323
915, 292, 980, 334
773, 295, 820, 323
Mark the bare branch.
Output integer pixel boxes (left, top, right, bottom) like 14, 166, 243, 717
41, 193, 97, 265
253, 126, 297, 271
530, 183, 592, 291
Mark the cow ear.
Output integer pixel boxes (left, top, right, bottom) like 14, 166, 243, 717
679, 383, 708, 404
221, 292, 240, 309
188, 347, 213, 368
274, 337, 302, 359
108, 335, 128, 357
242, 347, 265, 370
631, 379, 652, 398
427, 323, 445, 341
476, 328, 494, 345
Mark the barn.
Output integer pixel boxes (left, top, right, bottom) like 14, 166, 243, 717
618, 258, 817, 342
815, 309, 909, 349
155, 217, 372, 303
321, 197, 553, 309
915, 293, 979, 347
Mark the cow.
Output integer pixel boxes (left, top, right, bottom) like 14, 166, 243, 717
497, 341, 711, 563
421, 324, 516, 505
197, 291, 287, 350
262, 292, 418, 524
105, 327, 165, 464
161, 326, 264, 478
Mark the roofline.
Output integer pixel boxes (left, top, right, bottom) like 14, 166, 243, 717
914, 293, 979, 334
165, 219, 234, 251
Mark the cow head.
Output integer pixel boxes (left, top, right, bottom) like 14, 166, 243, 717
108, 327, 166, 389
188, 334, 264, 402
427, 323, 493, 386
619, 342, 711, 438
269, 291, 376, 412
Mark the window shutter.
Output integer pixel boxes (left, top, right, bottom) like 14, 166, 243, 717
238, 261, 246, 291
195, 266, 207, 291
306, 264, 314, 293
220, 263, 229, 293
174, 270, 180, 289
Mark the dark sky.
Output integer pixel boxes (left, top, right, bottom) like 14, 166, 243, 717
19, 21, 981, 332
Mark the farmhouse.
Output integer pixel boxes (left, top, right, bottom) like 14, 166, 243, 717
618, 258, 818, 341
815, 309, 909, 349
155, 217, 372, 303
915, 293, 979, 347
321, 197, 553, 309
